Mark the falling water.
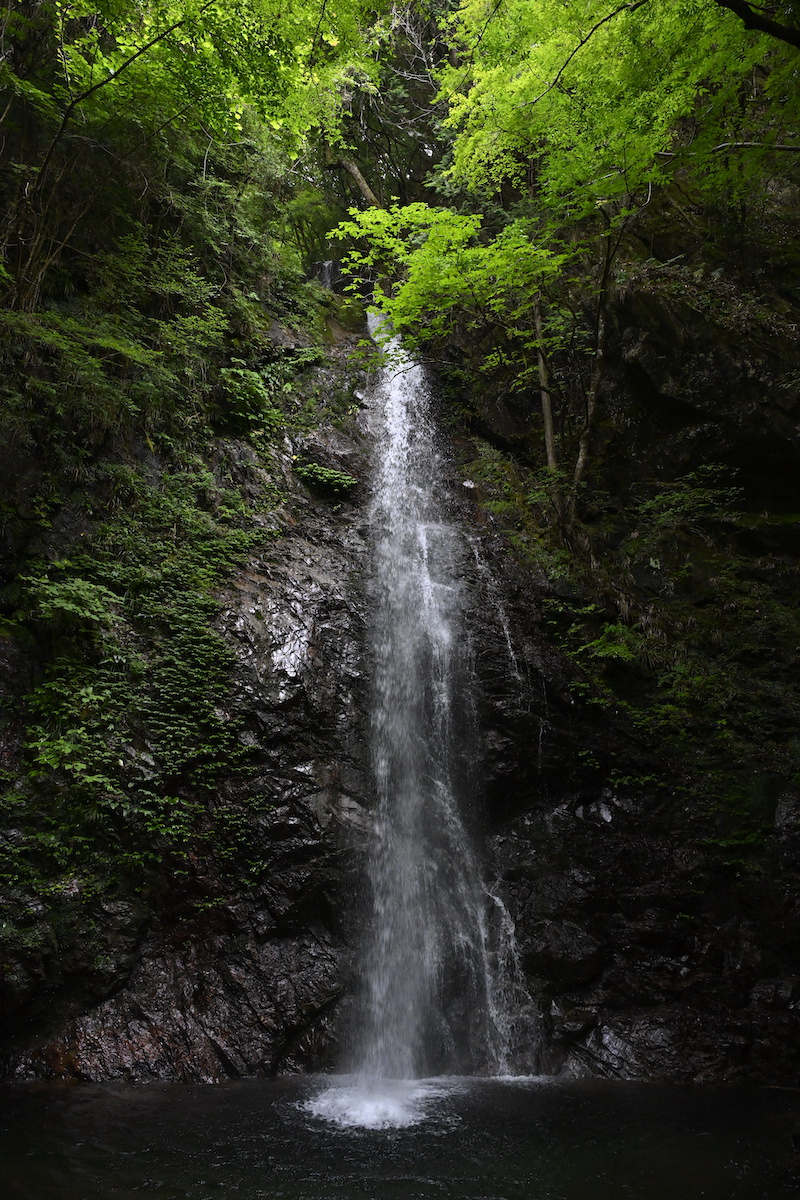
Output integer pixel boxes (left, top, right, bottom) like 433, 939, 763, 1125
354, 314, 522, 1082
468, 536, 522, 680
309, 315, 532, 1128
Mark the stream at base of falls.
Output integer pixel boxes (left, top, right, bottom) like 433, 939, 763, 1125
1, 1076, 798, 1200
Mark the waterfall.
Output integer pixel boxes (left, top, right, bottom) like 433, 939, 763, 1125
308, 316, 533, 1128
353, 313, 519, 1080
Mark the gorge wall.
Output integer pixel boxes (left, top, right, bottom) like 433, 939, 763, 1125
463, 269, 800, 1085
0, 328, 374, 1081
4, 0, 800, 1098
2, 272, 800, 1086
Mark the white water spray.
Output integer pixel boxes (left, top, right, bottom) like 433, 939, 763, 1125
309, 316, 533, 1127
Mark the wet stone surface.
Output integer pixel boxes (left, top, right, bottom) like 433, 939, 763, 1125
4, 301, 800, 1087
4, 419, 373, 1083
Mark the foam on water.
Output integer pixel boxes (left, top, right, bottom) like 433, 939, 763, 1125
304, 1078, 459, 1130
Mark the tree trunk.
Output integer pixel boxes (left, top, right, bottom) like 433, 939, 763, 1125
534, 301, 565, 521
534, 301, 558, 473
573, 306, 605, 490
339, 158, 382, 208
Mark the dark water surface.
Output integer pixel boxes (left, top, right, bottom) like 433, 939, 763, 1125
1, 1075, 798, 1199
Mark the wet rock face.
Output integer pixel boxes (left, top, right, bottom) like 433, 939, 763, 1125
22, 896, 343, 1083
465, 550, 800, 1085
5, 425, 373, 1083
450, 271, 800, 1086
5, 296, 800, 1088
606, 286, 800, 507
488, 788, 800, 1084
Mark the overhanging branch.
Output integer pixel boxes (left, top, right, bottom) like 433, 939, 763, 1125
713, 1, 800, 50
34, 0, 220, 195
513, 0, 651, 112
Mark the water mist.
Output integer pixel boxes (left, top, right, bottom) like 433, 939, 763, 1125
309, 316, 532, 1129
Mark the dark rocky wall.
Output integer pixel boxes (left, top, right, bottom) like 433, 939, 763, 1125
3, 278, 800, 1086
2, 411, 375, 1082
459, 274, 800, 1085
467, 566, 800, 1084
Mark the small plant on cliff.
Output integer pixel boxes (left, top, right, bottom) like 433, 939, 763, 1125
293, 457, 359, 495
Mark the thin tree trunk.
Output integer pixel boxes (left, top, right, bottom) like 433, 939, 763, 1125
573, 306, 605, 489
534, 300, 564, 521
569, 210, 617, 507
339, 158, 382, 207
534, 301, 558, 473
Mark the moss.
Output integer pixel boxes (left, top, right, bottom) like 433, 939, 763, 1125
292, 458, 358, 495
458, 426, 800, 835
0, 437, 278, 898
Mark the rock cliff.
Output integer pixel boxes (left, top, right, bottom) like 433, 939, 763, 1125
3, 276, 800, 1086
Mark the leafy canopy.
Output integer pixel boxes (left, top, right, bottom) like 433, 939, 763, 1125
337, 202, 569, 350
437, 0, 798, 210
16, 0, 384, 142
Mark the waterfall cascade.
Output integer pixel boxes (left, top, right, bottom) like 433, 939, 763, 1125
355, 312, 513, 1080
309, 316, 534, 1127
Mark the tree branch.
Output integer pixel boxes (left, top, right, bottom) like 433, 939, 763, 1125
307, 0, 330, 70
712, 139, 800, 151
656, 141, 800, 157
34, 0, 220, 195
447, 0, 506, 95
713, 1, 800, 50
513, 0, 651, 112
338, 158, 382, 207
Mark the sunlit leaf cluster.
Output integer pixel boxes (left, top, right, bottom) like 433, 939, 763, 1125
438, 0, 797, 210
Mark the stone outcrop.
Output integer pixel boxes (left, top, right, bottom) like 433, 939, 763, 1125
2, 414, 373, 1082
4, 280, 800, 1086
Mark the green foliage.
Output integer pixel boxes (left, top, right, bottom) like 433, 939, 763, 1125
331, 1, 800, 495
293, 457, 359, 494
336, 203, 579, 478
0, 288, 227, 468
284, 185, 349, 266
218, 362, 286, 432
338, 204, 568, 347
439, 0, 795, 212
488, 457, 800, 833
0, 0, 390, 313
577, 623, 640, 663
0, 0, 385, 951
0, 457, 268, 893
634, 466, 743, 534
22, 572, 120, 632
